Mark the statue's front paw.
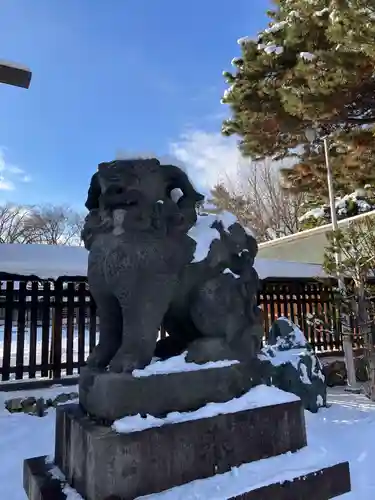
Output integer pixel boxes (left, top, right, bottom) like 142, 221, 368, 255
109, 350, 146, 373
86, 343, 117, 370
86, 352, 105, 370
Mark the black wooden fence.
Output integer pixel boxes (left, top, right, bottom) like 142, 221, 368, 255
0, 274, 363, 382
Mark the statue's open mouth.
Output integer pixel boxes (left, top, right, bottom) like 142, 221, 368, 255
102, 189, 141, 210
104, 199, 139, 210
120, 200, 138, 208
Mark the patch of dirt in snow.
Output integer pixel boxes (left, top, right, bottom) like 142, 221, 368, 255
0, 384, 78, 408
0, 385, 373, 499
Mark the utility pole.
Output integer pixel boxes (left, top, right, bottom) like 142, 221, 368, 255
323, 136, 359, 392
305, 127, 359, 392
0, 59, 32, 89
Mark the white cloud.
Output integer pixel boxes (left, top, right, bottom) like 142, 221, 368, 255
0, 148, 30, 191
114, 133, 260, 197
8, 165, 24, 175
168, 130, 247, 193
0, 177, 14, 190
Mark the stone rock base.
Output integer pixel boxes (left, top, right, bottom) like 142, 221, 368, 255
79, 360, 271, 421
24, 456, 351, 500
53, 400, 305, 499
322, 355, 368, 387
266, 351, 327, 413
260, 317, 327, 413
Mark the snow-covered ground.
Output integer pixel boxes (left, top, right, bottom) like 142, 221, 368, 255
0, 385, 374, 499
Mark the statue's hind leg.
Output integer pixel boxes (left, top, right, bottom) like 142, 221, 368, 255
86, 289, 122, 370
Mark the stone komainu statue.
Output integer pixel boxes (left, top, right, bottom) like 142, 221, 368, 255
82, 158, 263, 373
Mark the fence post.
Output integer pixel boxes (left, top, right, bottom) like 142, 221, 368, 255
41, 281, 51, 378
28, 281, 39, 378
66, 282, 75, 376
15, 281, 26, 380
77, 282, 87, 371
50, 280, 63, 379
1, 281, 14, 381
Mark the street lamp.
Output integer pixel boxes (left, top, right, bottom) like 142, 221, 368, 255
305, 126, 360, 392
0, 60, 32, 89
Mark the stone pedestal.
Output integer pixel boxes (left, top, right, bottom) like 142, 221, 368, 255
55, 399, 305, 499
229, 462, 351, 499
79, 360, 271, 422
24, 456, 351, 500
23, 394, 351, 500
23, 362, 352, 500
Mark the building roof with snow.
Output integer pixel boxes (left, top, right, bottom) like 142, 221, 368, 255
0, 243, 326, 281
258, 210, 375, 265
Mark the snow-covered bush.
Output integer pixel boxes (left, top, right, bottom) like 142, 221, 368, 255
260, 317, 326, 412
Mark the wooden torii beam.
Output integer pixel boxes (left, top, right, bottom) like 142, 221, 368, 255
0, 59, 32, 89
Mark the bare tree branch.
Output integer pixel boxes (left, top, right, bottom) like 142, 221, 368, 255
0, 204, 85, 246
27, 205, 85, 246
0, 204, 41, 244
209, 159, 307, 242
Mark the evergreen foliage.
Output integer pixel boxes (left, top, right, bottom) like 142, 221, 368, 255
323, 214, 375, 399
324, 216, 375, 283
222, 0, 375, 198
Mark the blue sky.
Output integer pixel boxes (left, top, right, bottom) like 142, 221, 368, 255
0, 0, 271, 208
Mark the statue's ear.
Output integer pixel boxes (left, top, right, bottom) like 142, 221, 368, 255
162, 164, 205, 202
85, 172, 101, 210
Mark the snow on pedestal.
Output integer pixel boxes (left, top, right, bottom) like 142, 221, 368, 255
132, 352, 239, 378
112, 385, 299, 434
50, 379, 307, 500
136, 453, 343, 500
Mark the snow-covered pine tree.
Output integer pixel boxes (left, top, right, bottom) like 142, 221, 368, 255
222, 0, 375, 200
300, 186, 375, 229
